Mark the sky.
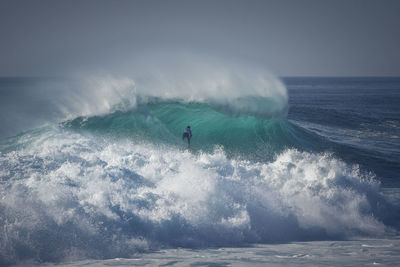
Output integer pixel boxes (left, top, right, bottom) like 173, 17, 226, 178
0, 0, 399, 77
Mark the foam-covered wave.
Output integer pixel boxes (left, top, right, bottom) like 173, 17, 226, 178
2, 69, 400, 265
0, 127, 397, 264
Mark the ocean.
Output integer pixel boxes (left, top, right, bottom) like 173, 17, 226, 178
0, 75, 399, 266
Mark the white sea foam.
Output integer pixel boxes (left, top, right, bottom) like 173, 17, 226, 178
0, 128, 391, 263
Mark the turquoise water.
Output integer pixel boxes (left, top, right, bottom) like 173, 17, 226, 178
60, 101, 308, 160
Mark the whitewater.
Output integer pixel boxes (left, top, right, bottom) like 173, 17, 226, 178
0, 69, 400, 266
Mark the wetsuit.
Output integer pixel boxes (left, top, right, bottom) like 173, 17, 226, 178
182, 127, 192, 146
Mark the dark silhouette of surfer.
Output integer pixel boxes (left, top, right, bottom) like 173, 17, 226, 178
182, 126, 192, 148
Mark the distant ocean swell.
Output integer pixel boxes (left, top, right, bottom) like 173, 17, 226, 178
0, 72, 399, 265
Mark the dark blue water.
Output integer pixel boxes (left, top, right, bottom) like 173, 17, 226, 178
285, 77, 400, 187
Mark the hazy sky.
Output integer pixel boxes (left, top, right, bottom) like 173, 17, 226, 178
1, 0, 399, 77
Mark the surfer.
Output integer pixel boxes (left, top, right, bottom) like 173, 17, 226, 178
182, 125, 192, 148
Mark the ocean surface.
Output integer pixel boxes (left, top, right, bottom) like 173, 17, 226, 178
0, 75, 399, 266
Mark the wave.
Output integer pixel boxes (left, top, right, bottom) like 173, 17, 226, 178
1, 71, 399, 265
0, 125, 397, 264
0, 59, 288, 140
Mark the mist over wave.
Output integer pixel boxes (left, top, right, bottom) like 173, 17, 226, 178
0, 57, 287, 140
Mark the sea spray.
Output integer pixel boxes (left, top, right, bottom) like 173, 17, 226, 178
0, 58, 287, 139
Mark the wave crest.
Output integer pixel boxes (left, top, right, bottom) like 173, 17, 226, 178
73, 58, 288, 119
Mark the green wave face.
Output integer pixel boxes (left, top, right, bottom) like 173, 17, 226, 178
62, 100, 314, 160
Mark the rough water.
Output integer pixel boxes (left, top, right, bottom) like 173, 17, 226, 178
0, 74, 399, 266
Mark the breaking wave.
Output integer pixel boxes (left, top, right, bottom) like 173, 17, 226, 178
0, 69, 398, 265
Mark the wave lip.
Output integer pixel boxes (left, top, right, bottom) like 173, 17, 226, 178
132, 62, 288, 119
